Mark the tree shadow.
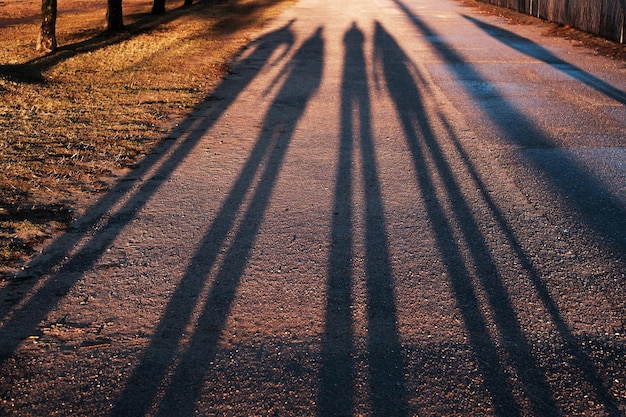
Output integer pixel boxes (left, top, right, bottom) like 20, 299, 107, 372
463, 14, 626, 105
0, 0, 287, 83
374, 20, 558, 416
0, 20, 295, 363
318, 22, 408, 417
0, 14, 41, 28
0, 203, 74, 269
110, 27, 324, 417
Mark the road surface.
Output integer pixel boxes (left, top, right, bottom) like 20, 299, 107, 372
1, 0, 625, 415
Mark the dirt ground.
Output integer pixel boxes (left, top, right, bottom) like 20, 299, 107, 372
0, 0, 625, 415
1, 0, 624, 279
0, 0, 294, 278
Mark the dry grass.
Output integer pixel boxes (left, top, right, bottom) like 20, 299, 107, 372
0, 0, 294, 277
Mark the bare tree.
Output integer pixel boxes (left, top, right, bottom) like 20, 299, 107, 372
152, 0, 166, 14
37, 0, 57, 52
107, 0, 124, 32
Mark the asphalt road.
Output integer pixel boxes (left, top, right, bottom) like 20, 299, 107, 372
1, 0, 625, 415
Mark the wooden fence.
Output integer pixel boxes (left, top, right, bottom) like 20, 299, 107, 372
476, 0, 625, 43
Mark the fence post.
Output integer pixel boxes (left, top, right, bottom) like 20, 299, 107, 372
619, 0, 626, 43
537, 0, 540, 17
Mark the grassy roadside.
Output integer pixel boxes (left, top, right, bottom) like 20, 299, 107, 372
0, 0, 294, 278
460, 0, 626, 60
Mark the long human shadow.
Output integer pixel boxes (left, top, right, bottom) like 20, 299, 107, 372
393, 0, 626, 259
111, 28, 324, 417
374, 21, 559, 416
317, 23, 357, 417
0, 21, 295, 364
318, 23, 408, 417
0, 0, 285, 82
392, 2, 624, 414
463, 15, 626, 105
437, 114, 623, 416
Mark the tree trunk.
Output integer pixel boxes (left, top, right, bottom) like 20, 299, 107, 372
107, 0, 124, 32
37, 0, 57, 52
183, 0, 193, 7
152, 0, 166, 14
